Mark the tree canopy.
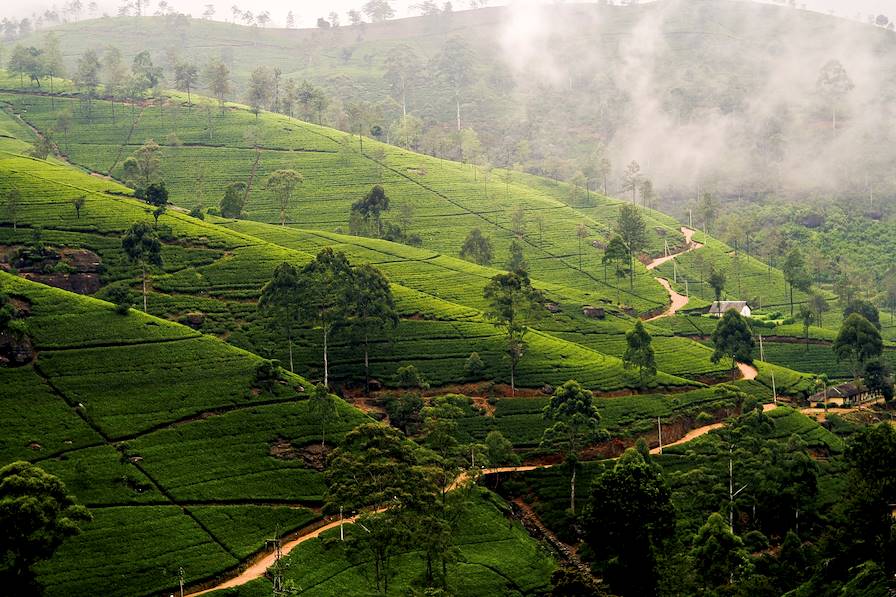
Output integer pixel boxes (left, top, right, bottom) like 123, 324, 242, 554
0, 461, 91, 593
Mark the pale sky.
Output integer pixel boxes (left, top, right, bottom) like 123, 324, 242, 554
4, 0, 896, 28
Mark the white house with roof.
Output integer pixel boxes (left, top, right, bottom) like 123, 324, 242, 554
708, 301, 752, 318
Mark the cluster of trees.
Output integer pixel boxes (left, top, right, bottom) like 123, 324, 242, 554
245, 66, 330, 124
348, 185, 421, 246
0, 461, 91, 594
258, 248, 397, 389
537, 396, 896, 597
323, 400, 516, 594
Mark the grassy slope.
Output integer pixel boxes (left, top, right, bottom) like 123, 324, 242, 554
0, 93, 734, 391
1, 87, 821, 390
0, 272, 369, 596
207, 488, 555, 597
3, 91, 678, 312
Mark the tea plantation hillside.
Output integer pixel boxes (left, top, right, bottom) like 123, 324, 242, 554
0, 271, 378, 596
0, 86, 830, 392
0, 91, 758, 391
1, 91, 680, 314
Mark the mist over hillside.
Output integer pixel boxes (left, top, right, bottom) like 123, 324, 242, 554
7, 1, 896, 211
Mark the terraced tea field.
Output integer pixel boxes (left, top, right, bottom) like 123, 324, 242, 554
0, 272, 370, 596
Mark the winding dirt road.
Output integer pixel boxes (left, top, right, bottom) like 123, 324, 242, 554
737, 362, 759, 380
188, 228, 756, 595
645, 278, 690, 322
644, 227, 703, 320
645, 227, 703, 271
187, 396, 851, 595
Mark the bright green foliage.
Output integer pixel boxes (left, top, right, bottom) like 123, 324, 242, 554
623, 320, 657, 386
484, 430, 519, 467
711, 310, 755, 379
122, 139, 161, 188
483, 270, 545, 394
541, 380, 603, 512
3, 187, 21, 231
464, 351, 485, 378
0, 461, 92, 593
265, 169, 303, 226
833, 313, 883, 379
396, 364, 429, 389
616, 203, 647, 288
690, 512, 749, 590
121, 221, 162, 312
220, 181, 247, 218
459, 228, 493, 265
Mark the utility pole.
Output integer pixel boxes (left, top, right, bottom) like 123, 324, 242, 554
729, 446, 748, 530
771, 372, 777, 406
657, 416, 663, 454
340, 506, 344, 541
759, 334, 764, 361
178, 566, 184, 597
266, 534, 284, 595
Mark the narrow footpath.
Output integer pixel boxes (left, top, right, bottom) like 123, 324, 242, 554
644, 227, 703, 320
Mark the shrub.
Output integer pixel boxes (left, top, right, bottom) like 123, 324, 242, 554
464, 352, 485, 377
696, 411, 714, 424
743, 530, 769, 553
105, 287, 133, 315
189, 205, 205, 220
254, 360, 282, 391
396, 364, 429, 389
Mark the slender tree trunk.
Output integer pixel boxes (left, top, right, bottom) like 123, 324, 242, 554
111, 95, 116, 124
142, 263, 148, 312
364, 332, 370, 394
288, 336, 294, 373
49, 76, 54, 110
323, 324, 329, 387
243, 147, 261, 211
455, 88, 461, 132
570, 465, 576, 513
790, 283, 794, 316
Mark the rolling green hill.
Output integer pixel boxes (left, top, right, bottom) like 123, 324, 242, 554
0, 271, 373, 596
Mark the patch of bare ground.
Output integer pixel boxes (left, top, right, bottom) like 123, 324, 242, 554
269, 439, 331, 471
